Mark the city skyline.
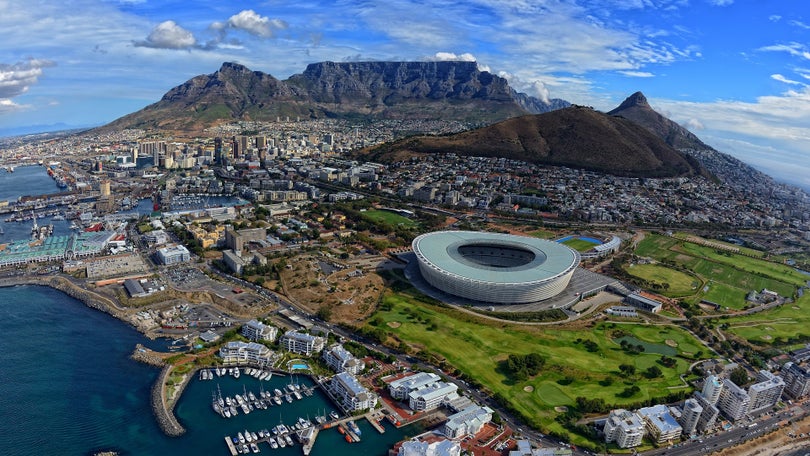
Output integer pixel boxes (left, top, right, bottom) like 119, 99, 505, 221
2, 0, 810, 189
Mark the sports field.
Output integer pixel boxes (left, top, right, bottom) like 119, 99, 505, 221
373, 291, 704, 444
562, 237, 600, 252
361, 209, 418, 228
633, 234, 799, 309
725, 293, 810, 345
624, 263, 701, 297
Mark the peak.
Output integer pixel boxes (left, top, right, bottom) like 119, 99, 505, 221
218, 62, 251, 73
612, 91, 651, 112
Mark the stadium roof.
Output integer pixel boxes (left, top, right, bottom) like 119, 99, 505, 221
413, 231, 579, 284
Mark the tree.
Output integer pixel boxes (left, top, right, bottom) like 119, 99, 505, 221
730, 366, 749, 386
645, 365, 662, 378
619, 364, 636, 376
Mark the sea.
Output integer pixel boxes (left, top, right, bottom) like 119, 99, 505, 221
0, 167, 421, 455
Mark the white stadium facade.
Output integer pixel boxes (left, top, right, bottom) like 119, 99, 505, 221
411, 231, 581, 304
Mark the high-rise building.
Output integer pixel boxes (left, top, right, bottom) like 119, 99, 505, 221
702, 375, 723, 405
214, 137, 223, 165
718, 379, 750, 421
782, 362, 810, 399
678, 398, 703, 435
693, 392, 720, 433
747, 370, 785, 416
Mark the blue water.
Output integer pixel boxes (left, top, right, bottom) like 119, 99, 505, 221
0, 285, 419, 455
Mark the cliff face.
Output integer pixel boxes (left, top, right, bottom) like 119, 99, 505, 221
100, 61, 569, 132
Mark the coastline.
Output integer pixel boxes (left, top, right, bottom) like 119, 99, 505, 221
0, 275, 189, 437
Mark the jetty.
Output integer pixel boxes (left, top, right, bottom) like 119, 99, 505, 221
224, 436, 238, 456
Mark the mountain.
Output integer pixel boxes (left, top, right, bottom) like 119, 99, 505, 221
101, 61, 569, 132
608, 92, 799, 192
608, 91, 709, 151
360, 105, 708, 178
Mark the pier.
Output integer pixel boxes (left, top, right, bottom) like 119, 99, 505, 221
224, 436, 238, 456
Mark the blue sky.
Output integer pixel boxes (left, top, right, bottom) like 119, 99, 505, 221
2, 0, 810, 188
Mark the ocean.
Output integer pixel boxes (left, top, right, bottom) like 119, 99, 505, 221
0, 285, 418, 455
0, 167, 420, 455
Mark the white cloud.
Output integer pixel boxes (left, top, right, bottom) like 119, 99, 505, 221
682, 118, 704, 130
0, 59, 55, 99
135, 20, 196, 49
0, 98, 26, 113
790, 20, 810, 30
707, 0, 733, 6
432, 52, 477, 62
771, 74, 802, 85
220, 10, 287, 38
759, 43, 810, 61
769, 15, 781, 22
618, 70, 655, 77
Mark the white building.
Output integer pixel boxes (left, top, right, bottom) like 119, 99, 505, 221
218, 341, 274, 367
143, 229, 169, 245
678, 398, 703, 435
637, 404, 682, 444
279, 330, 325, 356
718, 379, 750, 421
408, 381, 459, 412
442, 405, 493, 439
328, 372, 377, 412
603, 409, 645, 449
241, 319, 277, 342
322, 344, 365, 375
702, 375, 723, 405
389, 372, 442, 401
398, 438, 460, 456
747, 371, 785, 416
156, 244, 190, 265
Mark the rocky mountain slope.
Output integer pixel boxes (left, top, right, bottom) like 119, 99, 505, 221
101, 61, 569, 132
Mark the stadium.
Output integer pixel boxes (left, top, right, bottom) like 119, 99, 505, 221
411, 231, 581, 304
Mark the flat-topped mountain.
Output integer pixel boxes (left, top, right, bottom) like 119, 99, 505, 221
100, 61, 569, 132
361, 105, 708, 178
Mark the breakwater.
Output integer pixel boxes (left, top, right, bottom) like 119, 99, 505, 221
152, 365, 186, 437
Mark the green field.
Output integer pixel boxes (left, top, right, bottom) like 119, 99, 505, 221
361, 209, 418, 228
374, 292, 704, 445
624, 263, 701, 297
529, 229, 557, 239
562, 238, 600, 252
726, 293, 810, 345
633, 234, 799, 309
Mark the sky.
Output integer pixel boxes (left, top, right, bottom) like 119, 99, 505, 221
1, 0, 810, 189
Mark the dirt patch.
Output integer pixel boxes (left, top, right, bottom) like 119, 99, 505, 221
523, 386, 534, 393
665, 339, 678, 347
387, 321, 402, 328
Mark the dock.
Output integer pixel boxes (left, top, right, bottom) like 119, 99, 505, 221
366, 414, 385, 434
301, 427, 319, 455
224, 436, 238, 456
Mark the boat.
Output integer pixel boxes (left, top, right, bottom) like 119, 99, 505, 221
345, 434, 353, 443
277, 436, 286, 448
245, 430, 253, 442
234, 367, 241, 378
230, 405, 238, 416
293, 390, 302, 400
238, 432, 245, 444
223, 408, 231, 418
273, 396, 282, 406
274, 388, 283, 397
285, 394, 293, 403
348, 420, 361, 436
338, 425, 345, 435
268, 437, 278, 449
251, 432, 258, 442
330, 410, 339, 420
250, 442, 259, 453
284, 434, 293, 446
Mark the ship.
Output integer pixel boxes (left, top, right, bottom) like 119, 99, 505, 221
347, 420, 361, 436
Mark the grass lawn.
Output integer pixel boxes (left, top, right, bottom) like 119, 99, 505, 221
633, 234, 798, 309
725, 293, 810, 344
529, 229, 557, 239
672, 232, 765, 258
624, 263, 701, 297
361, 209, 418, 228
374, 292, 704, 445
562, 238, 600, 252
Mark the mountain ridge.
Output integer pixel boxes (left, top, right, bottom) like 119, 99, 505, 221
100, 61, 569, 132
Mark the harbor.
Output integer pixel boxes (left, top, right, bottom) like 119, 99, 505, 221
178, 366, 420, 455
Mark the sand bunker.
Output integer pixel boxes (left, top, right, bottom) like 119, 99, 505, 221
523, 386, 534, 393
665, 339, 678, 347
387, 322, 402, 328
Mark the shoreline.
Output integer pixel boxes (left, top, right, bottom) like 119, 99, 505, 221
0, 276, 189, 437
